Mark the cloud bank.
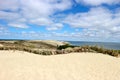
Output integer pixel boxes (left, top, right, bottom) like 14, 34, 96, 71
0, 0, 120, 42
63, 7, 120, 41
75, 0, 120, 6
0, 0, 72, 29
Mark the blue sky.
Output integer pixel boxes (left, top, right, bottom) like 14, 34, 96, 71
0, 0, 120, 42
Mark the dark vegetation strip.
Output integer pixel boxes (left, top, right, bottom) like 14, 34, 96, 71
57, 44, 120, 57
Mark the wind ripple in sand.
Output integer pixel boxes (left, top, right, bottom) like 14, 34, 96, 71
0, 51, 120, 80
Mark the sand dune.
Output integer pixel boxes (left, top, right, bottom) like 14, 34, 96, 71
0, 51, 120, 80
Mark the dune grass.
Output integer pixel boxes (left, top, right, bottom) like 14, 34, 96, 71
0, 41, 119, 57
57, 45, 120, 57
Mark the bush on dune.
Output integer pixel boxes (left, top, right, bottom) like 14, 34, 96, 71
57, 44, 76, 50
90, 46, 120, 57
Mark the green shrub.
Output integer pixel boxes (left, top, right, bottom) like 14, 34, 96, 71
57, 44, 76, 50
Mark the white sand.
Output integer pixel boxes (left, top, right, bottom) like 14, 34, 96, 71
30, 40, 69, 46
0, 51, 120, 80
0, 44, 3, 47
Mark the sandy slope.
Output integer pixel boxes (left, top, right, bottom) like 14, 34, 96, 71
0, 44, 3, 47
0, 51, 120, 80
29, 40, 68, 46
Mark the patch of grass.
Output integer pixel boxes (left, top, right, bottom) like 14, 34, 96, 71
90, 46, 120, 57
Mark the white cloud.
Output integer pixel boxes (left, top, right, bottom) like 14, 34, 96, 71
16, 18, 27, 23
46, 23, 63, 30
64, 7, 120, 41
0, 25, 8, 32
8, 23, 29, 28
30, 17, 63, 30
0, 25, 11, 37
0, 0, 19, 11
20, 0, 73, 18
30, 17, 52, 26
0, 0, 73, 29
0, 11, 21, 21
21, 31, 51, 39
75, 0, 120, 6
64, 7, 120, 31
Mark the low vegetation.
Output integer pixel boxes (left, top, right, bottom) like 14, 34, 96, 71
57, 45, 120, 57
90, 46, 120, 57
0, 40, 119, 57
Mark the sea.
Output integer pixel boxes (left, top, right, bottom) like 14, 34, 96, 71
67, 41, 120, 50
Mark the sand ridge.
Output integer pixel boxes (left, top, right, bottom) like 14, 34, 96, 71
0, 51, 120, 80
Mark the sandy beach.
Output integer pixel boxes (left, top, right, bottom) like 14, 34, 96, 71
0, 50, 120, 80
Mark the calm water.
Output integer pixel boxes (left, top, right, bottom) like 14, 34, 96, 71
68, 41, 120, 50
